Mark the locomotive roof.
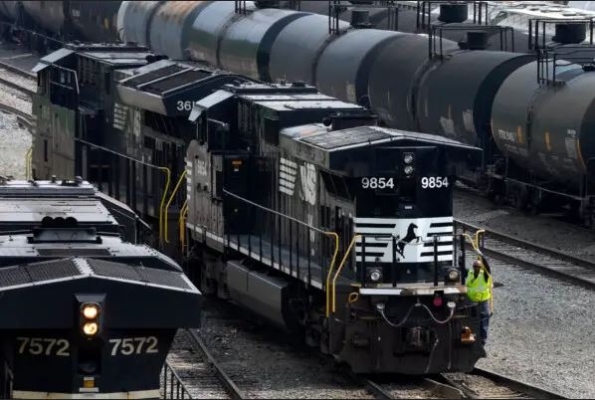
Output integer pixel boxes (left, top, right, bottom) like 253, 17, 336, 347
0, 257, 196, 294
280, 124, 479, 170
118, 59, 255, 116
0, 178, 96, 196
0, 255, 201, 331
33, 45, 149, 73
0, 234, 183, 273
194, 82, 364, 117
0, 198, 117, 225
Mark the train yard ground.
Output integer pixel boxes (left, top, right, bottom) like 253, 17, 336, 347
0, 39, 592, 399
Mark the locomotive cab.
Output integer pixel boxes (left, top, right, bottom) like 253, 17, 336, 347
350, 146, 460, 288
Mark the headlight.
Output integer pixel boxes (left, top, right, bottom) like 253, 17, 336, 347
83, 322, 99, 336
404, 166, 414, 175
368, 268, 383, 282
447, 269, 460, 282
403, 153, 414, 164
82, 305, 99, 319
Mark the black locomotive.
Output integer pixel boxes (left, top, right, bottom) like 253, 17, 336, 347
0, 177, 202, 398
27, 36, 488, 374
181, 81, 484, 374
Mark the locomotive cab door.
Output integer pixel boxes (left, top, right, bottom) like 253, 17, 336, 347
222, 155, 252, 235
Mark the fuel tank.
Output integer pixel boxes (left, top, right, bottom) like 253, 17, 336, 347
269, 13, 349, 85
218, 8, 307, 80
117, 1, 163, 45
415, 50, 534, 146
21, 1, 65, 33
316, 29, 404, 106
368, 35, 458, 131
491, 60, 595, 186
187, 1, 256, 66
148, 0, 208, 60
0, 1, 21, 22
69, 1, 123, 43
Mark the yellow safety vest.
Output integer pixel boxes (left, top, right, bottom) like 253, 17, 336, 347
466, 270, 492, 303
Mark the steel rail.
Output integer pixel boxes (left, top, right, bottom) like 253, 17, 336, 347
188, 329, 246, 400
440, 367, 566, 399
455, 219, 595, 289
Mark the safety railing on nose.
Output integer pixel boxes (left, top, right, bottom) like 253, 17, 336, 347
222, 189, 339, 291
330, 235, 361, 314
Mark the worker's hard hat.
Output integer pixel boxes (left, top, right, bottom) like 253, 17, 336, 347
473, 259, 483, 268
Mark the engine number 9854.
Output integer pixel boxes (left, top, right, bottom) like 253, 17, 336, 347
421, 177, 449, 189
361, 177, 395, 190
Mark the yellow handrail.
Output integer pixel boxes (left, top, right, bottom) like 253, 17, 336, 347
462, 229, 485, 254
323, 231, 340, 317
163, 170, 187, 244
24, 147, 32, 179
331, 235, 361, 314
179, 200, 189, 251
158, 167, 171, 247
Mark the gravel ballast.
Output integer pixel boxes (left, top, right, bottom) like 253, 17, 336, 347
456, 191, 595, 399
0, 109, 32, 179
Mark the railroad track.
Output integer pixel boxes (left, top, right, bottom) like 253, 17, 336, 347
0, 58, 36, 97
0, 102, 33, 130
440, 368, 566, 399
162, 329, 245, 399
361, 375, 465, 399
455, 219, 595, 289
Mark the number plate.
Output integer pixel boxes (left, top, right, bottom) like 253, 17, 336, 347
361, 177, 396, 190
109, 336, 159, 356
421, 177, 450, 189
17, 337, 70, 357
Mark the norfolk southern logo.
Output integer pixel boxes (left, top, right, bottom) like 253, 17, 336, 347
395, 223, 421, 258
354, 218, 454, 264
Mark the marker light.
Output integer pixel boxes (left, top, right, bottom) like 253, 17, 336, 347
82, 305, 99, 319
83, 322, 98, 336
404, 153, 414, 164
404, 166, 414, 175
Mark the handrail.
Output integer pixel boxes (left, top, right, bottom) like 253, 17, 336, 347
223, 189, 340, 293
324, 231, 340, 318
162, 360, 194, 399
157, 167, 171, 247
24, 147, 32, 180
73, 137, 171, 246
28, 147, 32, 180
223, 188, 330, 235
164, 170, 187, 244
463, 229, 485, 253
331, 235, 361, 313
179, 200, 189, 252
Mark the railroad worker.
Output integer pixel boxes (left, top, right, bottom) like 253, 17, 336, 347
465, 257, 493, 346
